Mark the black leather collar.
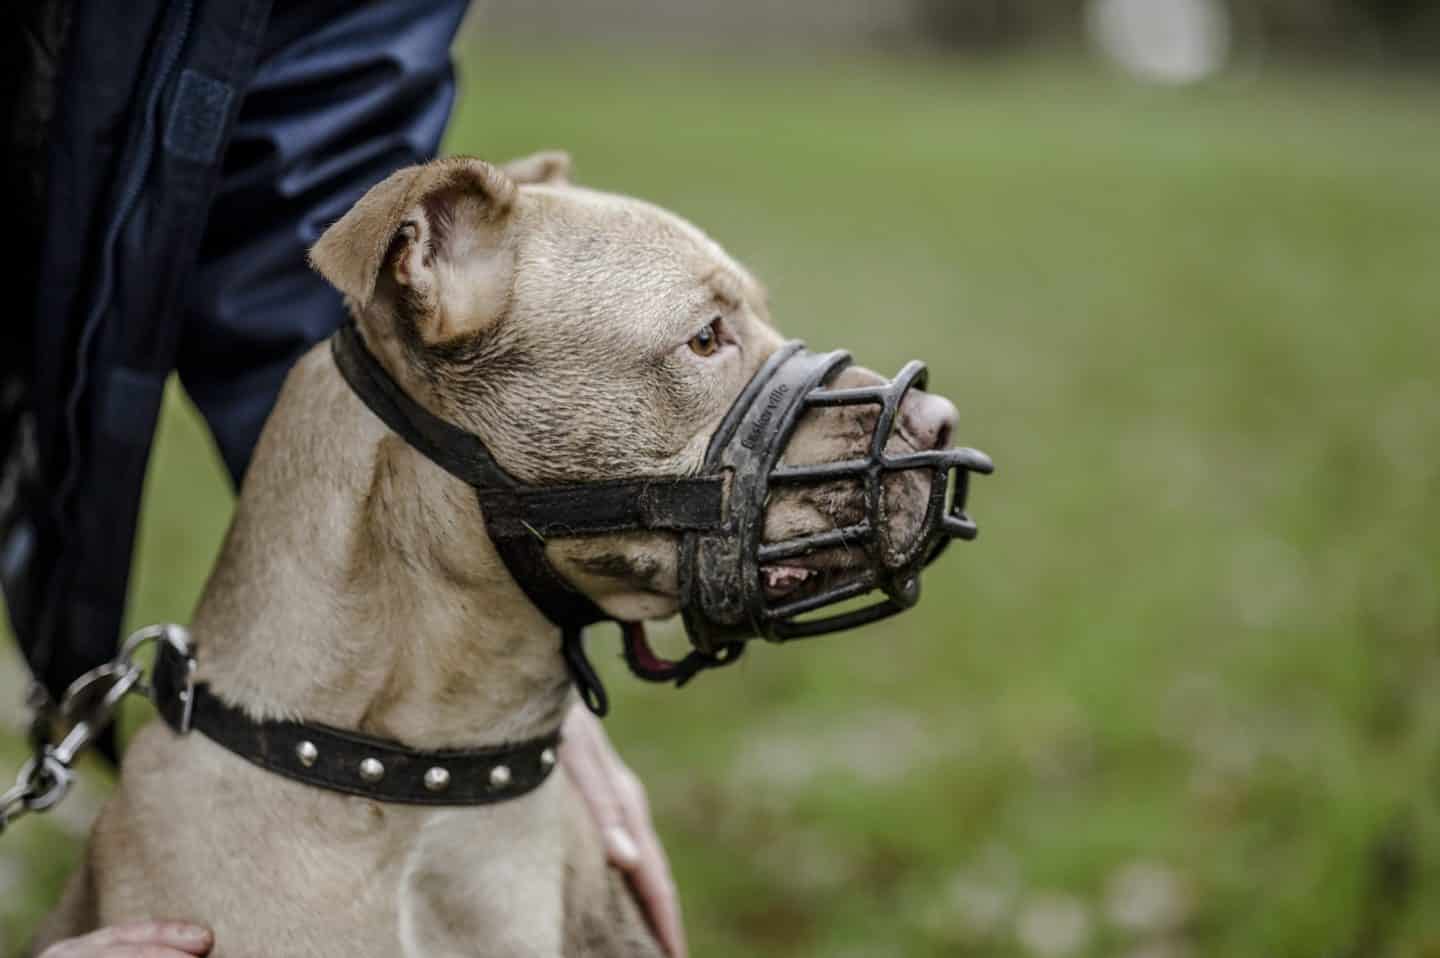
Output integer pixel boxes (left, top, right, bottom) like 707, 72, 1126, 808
152, 639, 560, 805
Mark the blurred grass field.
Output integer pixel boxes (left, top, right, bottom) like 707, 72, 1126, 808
4, 44, 1440, 958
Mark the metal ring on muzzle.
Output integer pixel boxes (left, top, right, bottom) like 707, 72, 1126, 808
679, 341, 993, 654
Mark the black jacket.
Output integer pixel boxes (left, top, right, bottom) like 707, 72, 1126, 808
1, 0, 469, 700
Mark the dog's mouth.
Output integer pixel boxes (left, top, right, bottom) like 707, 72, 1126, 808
759, 547, 862, 603
618, 549, 860, 675
755, 469, 932, 607
618, 469, 934, 674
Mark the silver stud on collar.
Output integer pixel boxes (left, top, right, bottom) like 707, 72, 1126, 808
359, 757, 385, 783
489, 764, 512, 788
424, 767, 451, 792
296, 741, 318, 768
539, 748, 556, 770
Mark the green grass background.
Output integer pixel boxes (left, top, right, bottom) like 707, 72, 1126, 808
3, 45, 1439, 957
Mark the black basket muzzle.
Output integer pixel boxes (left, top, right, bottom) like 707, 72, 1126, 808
679, 341, 993, 654
331, 325, 991, 711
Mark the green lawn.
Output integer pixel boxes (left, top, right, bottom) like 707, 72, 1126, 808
4, 46, 1439, 958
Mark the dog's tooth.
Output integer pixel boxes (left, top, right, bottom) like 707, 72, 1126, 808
763, 565, 813, 590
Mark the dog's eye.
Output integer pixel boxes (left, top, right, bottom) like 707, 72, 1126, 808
688, 319, 722, 357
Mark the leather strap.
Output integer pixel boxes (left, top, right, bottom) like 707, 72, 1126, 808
153, 641, 560, 806
487, 479, 724, 538
328, 323, 743, 716
330, 323, 517, 491
329, 324, 724, 536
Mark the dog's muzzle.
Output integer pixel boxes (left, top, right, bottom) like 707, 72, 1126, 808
331, 325, 992, 715
679, 340, 992, 654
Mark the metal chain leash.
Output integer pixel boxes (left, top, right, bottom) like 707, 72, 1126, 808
0, 624, 191, 834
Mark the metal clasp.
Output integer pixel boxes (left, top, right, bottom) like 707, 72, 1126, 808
121, 624, 195, 733
0, 745, 75, 835
0, 623, 192, 835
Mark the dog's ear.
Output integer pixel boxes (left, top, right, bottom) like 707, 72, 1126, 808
501, 150, 572, 186
309, 156, 518, 342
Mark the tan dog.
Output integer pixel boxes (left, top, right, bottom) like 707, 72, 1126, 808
35, 153, 959, 957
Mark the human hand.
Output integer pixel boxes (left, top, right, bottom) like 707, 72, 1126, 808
560, 703, 687, 958
38, 921, 213, 957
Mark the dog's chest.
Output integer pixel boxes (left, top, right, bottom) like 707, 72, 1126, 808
394, 803, 572, 957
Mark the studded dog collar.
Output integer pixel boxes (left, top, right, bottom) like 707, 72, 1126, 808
152, 634, 560, 805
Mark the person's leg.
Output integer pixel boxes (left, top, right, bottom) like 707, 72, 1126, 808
178, 0, 470, 484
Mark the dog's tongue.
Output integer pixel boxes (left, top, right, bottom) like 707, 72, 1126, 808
622, 620, 675, 674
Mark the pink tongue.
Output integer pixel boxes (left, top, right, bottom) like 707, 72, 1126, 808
622, 621, 674, 672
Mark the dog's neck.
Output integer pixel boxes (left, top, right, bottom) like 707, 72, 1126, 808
189, 343, 573, 748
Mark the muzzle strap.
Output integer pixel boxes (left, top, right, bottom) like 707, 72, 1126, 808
331, 324, 725, 536
483, 479, 724, 538
331, 323, 516, 490
330, 324, 736, 716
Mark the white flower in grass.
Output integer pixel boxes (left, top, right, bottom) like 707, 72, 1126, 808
1105, 861, 1194, 936
1016, 893, 1093, 958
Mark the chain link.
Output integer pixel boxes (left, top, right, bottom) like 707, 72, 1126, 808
0, 624, 190, 835
0, 772, 37, 832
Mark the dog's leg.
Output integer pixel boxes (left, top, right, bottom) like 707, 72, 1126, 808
560, 812, 666, 958
28, 856, 99, 955
562, 869, 668, 958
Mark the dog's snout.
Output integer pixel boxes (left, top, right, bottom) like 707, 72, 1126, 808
829, 365, 957, 450
900, 389, 957, 450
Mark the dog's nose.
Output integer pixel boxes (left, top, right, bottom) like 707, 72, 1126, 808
829, 365, 959, 450
899, 389, 958, 450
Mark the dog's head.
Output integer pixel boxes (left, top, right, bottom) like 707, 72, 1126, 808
311, 154, 964, 631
